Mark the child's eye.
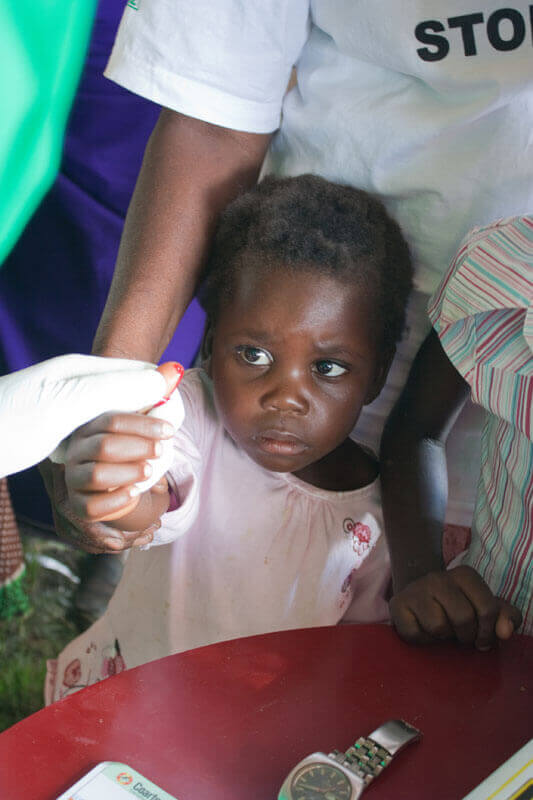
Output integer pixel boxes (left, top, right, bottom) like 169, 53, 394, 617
314, 360, 348, 377
236, 346, 273, 366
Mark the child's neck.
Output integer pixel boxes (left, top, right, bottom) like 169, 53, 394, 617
293, 438, 379, 492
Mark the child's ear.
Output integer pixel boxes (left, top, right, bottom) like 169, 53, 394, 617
201, 318, 215, 375
364, 346, 396, 405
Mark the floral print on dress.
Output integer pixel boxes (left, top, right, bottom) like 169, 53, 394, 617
337, 518, 378, 610
101, 639, 126, 678
58, 657, 88, 699
55, 638, 126, 701
62, 658, 82, 688
351, 522, 372, 556
343, 518, 372, 553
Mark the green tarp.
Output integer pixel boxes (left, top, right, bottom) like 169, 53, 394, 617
0, 1, 96, 265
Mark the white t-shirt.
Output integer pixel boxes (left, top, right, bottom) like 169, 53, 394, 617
105, 0, 532, 523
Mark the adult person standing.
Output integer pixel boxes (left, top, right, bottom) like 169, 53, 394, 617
1, 0, 204, 528
0, 0, 205, 620
56, 1, 533, 641
0, 0, 96, 619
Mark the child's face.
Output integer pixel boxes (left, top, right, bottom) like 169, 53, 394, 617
209, 263, 388, 474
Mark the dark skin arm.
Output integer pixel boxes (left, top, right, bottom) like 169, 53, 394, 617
47, 110, 271, 551
93, 108, 272, 361
380, 330, 522, 648
63, 412, 172, 532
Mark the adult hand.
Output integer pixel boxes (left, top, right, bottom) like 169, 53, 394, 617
39, 459, 160, 554
0, 354, 170, 478
390, 565, 522, 650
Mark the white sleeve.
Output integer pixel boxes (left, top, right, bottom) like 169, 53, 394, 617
104, 0, 310, 133
143, 370, 209, 547
146, 427, 202, 547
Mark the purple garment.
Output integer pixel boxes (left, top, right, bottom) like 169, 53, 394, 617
0, 0, 205, 524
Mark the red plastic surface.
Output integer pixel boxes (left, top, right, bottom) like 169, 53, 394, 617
0, 625, 531, 799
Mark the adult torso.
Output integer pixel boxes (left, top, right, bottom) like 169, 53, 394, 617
271, 0, 533, 294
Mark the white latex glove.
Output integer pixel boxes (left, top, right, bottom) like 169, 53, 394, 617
0, 354, 182, 479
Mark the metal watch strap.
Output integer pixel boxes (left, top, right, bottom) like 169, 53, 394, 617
330, 719, 421, 788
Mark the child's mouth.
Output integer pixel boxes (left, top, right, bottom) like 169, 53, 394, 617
254, 429, 308, 457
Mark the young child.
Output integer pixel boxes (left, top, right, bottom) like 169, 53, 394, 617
381, 216, 531, 645
46, 174, 416, 702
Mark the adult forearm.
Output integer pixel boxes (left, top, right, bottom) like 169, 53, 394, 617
380, 331, 470, 593
93, 109, 271, 361
380, 421, 447, 592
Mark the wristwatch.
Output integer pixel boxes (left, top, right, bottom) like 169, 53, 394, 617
278, 719, 421, 800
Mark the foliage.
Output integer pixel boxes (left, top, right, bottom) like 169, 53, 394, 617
0, 537, 83, 732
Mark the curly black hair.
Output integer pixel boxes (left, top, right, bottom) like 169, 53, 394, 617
201, 174, 413, 354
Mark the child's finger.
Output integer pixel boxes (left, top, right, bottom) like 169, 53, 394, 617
95, 495, 142, 522
69, 484, 141, 522
67, 431, 162, 466
66, 460, 153, 492
80, 412, 174, 440
157, 361, 184, 396
138, 362, 185, 414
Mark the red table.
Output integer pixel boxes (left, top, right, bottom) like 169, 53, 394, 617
0, 625, 531, 800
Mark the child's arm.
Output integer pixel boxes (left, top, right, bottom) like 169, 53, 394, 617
63, 411, 173, 531
380, 330, 522, 648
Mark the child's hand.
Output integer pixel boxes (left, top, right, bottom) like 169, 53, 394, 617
64, 411, 174, 523
390, 565, 522, 650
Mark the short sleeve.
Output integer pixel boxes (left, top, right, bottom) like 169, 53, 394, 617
428, 216, 533, 430
146, 370, 214, 547
105, 0, 310, 133
340, 536, 390, 625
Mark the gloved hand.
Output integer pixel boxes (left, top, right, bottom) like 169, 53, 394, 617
0, 354, 180, 479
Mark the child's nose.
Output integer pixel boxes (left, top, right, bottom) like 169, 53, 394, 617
260, 371, 309, 415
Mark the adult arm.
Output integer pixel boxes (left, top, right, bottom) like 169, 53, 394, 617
92, 108, 272, 360
380, 331, 521, 647
380, 330, 469, 590
48, 111, 270, 551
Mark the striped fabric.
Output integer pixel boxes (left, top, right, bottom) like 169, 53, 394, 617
429, 216, 533, 635
0, 477, 28, 619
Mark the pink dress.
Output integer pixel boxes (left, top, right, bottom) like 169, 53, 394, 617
46, 369, 390, 704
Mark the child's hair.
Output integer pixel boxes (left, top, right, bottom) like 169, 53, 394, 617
202, 174, 413, 354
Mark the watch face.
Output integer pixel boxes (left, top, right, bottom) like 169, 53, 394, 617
290, 762, 353, 800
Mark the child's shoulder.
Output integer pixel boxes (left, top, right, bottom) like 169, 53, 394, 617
177, 367, 219, 440
179, 368, 215, 411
